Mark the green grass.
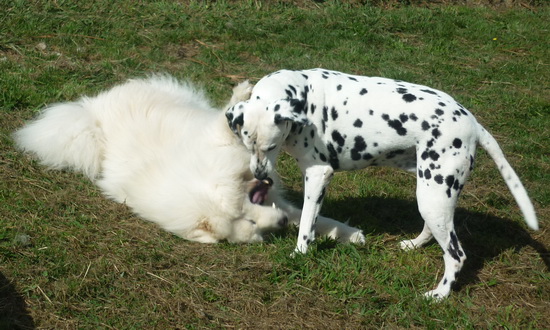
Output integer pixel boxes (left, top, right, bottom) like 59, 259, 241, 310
1, 0, 549, 328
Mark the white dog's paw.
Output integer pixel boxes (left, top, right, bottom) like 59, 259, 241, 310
333, 228, 365, 245
347, 230, 366, 245
399, 239, 417, 251
232, 80, 253, 101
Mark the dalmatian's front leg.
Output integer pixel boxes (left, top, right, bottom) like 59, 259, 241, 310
294, 165, 334, 254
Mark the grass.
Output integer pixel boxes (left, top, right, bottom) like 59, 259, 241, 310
1, 0, 549, 328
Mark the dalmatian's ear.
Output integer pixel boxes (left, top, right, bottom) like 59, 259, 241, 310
225, 102, 245, 135
269, 99, 311, 126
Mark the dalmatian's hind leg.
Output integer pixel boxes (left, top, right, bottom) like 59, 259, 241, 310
416, 187, 466, 300
400, 222, 433, 251
415, 150, 474, 299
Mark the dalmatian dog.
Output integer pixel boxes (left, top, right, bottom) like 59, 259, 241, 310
226, 68, 539, 300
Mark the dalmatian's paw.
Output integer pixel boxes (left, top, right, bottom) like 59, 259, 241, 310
423, 288, 449, 302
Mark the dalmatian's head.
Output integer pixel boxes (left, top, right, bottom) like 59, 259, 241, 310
226, 98, 309, 180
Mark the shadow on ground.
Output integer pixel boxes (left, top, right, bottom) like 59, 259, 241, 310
285, 190, 549, 291
0, 272, 35, 329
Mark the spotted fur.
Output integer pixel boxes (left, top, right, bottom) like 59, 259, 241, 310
226, 68, 538, 300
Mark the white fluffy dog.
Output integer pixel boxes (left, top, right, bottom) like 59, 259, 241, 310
14, 75, 365, 244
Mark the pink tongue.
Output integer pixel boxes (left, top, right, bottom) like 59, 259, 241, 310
252, 185, 268, 204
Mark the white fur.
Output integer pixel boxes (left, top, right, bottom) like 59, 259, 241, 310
14, 75, 365, 244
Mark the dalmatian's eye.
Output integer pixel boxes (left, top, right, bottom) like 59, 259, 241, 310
266, 144, 277, 152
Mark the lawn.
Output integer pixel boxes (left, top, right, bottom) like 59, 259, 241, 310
1, 1, 548, 328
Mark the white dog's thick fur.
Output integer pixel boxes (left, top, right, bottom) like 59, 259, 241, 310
14, 75, 365, 244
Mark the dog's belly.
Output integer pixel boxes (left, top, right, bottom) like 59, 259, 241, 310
345, 146, 417, 172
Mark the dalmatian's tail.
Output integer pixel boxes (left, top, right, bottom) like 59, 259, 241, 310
477, 123, 538, 230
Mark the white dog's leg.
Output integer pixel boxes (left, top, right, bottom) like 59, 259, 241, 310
224, 81, 252, 109
294, 165, 334, 254
315, 215, 366, 244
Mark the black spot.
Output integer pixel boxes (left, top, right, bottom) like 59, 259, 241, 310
434, 175, 444, 184
337, 84, 342, 91
402, 93, 417, 103
310, 129, 315, 138
420, 89, 438, 95
290, 99, 306, 114
331, 130, 346, 147
319, 153, 327, 162
322, 106, 328, 122
310, 104, 316, 114
418, 170, 424, 178
439, 102, 446, 107
409, 113, 418, 121
396, 87, 408, 94
421, 151, 429, 160
326, 143, 339, 169
399, 113, 409, 123
343, 100, 348, 106
421, 121, 430, 131
274, 114, 284, 125
435, 109, 444, 116
453, 179, 460, 190
424, 169, 432, 179
316, 187, 326, 204
351, 136, 367, 161
353, 119, 363, 128
428, 150, 440, 161
360, 88, 368, 95
348, 76, 358, 82
432, 128, 441, 138
445, 175, 455, 188
388, 119, 407, 136
288, 85, 297, 94
322, 74, 329, 79
231, 113, 244, 131
448, 231, 463, 262
369, 109, 374, 115
452, 138, 462, 149
363, 153, 373, 160
274, 104, 281, 111
331, 107, 338, 120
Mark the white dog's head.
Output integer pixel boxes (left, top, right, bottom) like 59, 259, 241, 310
226, 98, 309, 180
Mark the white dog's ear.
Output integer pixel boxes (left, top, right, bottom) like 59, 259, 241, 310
270, 99, 310, 126
226, 102, 245, 135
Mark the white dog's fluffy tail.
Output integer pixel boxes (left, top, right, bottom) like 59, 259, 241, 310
14, 100, 104, 179
477, 123, 538, 230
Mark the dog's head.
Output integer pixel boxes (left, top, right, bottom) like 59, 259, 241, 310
226, 98, 309, 180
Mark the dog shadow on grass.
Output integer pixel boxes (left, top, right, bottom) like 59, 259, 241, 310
284, 191, 549, 291
0, 272, 35, 329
